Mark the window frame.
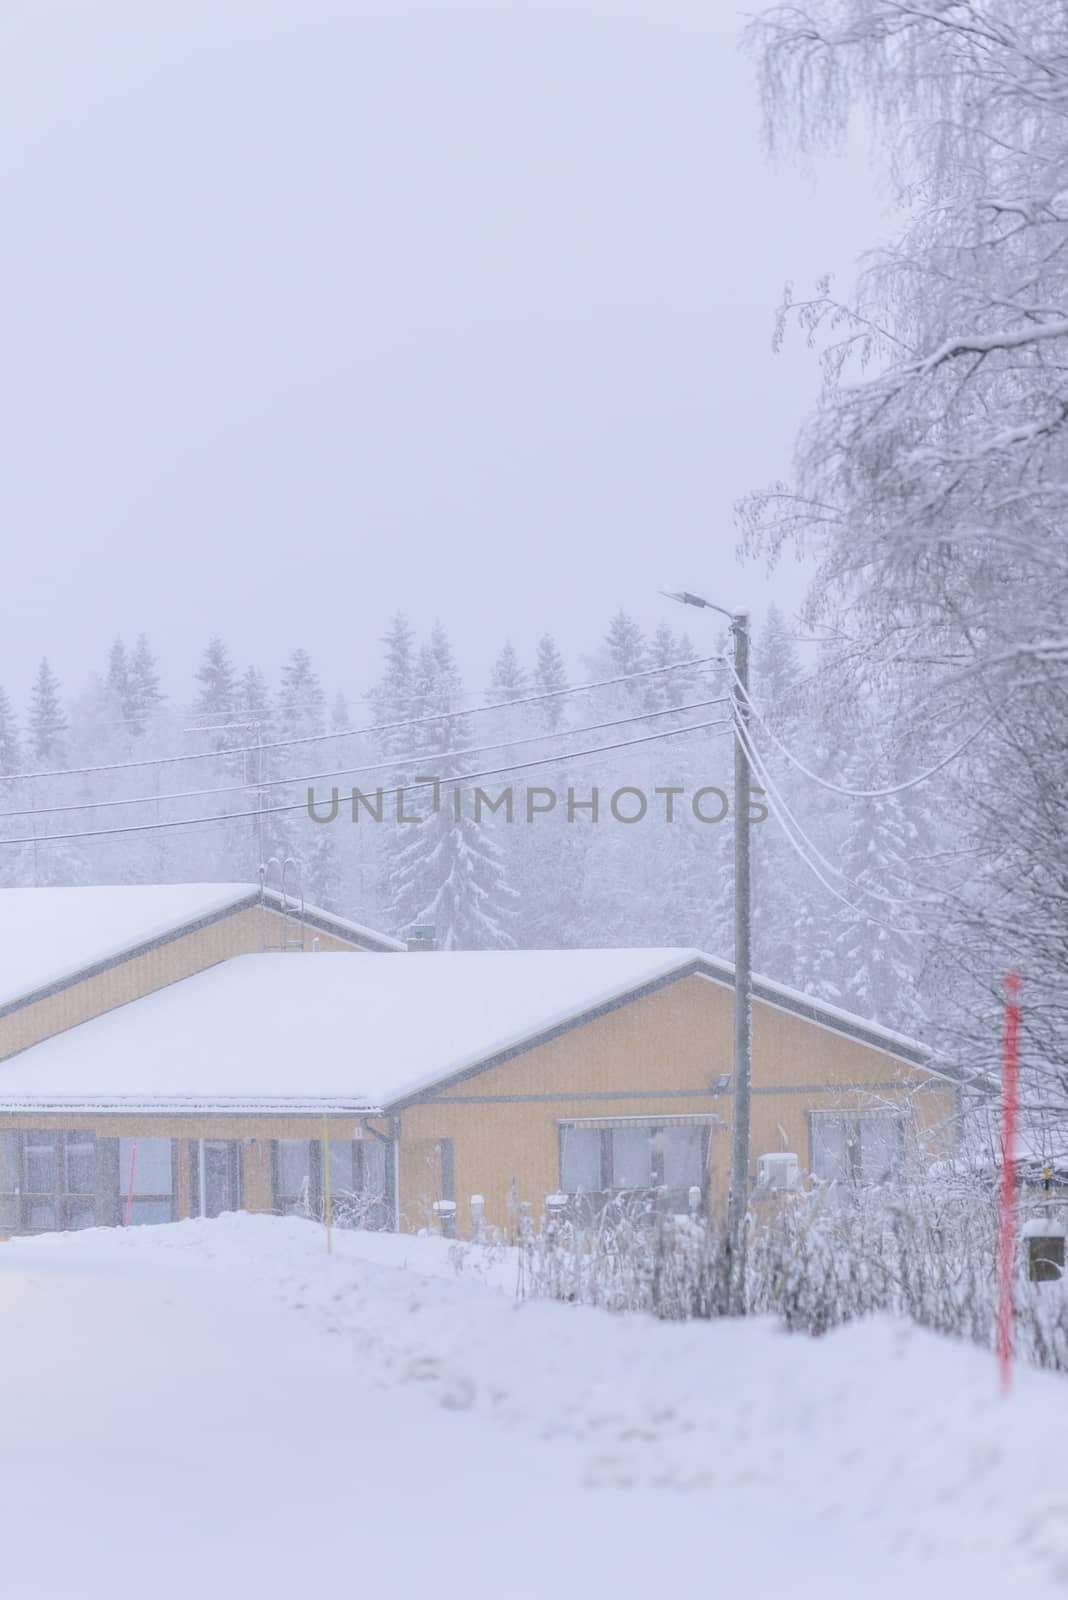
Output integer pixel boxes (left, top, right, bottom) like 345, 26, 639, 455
2, 1129, 100, 1233
808, 1110, 907, 1187
270, 1137, 391, 1228
190, 1139, 243, 1219
117, 1136, 178, 1226
557, 1119, 712, 1212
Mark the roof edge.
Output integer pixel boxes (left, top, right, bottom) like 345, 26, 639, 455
385, 951, 945, 1110
0, 1094, 383, 1117
0, 886, 402, 1021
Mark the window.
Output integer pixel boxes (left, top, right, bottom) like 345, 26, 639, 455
612, 1127, 653, 1190
274, 1139, 315, 1216
11, 1130, 98, 1232
24, 1133, 56, 1197
329, 1140, 357, 1196
0, 1132, 18, 1232
191, 1140, 241, 1219
273, 1137, 391, 1229
349, 1137, 391, 1231
559, 1122, 710, 1210
810, 1114, 904, 1186
64, 1133, 95, 1197
659, 1125, 706, 1191
118, 1137, 176, 1225
62, 1133, 96, 1228
24, 1131, 62, 1231
361, 1138, 388, 1206
560, 1127, 601, 1194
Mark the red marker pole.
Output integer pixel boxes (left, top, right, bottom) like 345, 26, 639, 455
124, 1142, 138, 1228
997, 973, 1021, 1395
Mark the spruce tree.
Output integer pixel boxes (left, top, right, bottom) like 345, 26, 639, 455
604, 610, 648, 681
236, 665, 272, 725
278, 651, 343, 909
370, 614, 416, 754
747, 618, 843, 1001
749, 612, 811, 991
832, 779, 918, 1029
278, 648, 326, 740
230, 665, 278, 879
192, 637, 238, 730
187, 638, 242, 878
0, 688, 20, 777
331, 691, 349, 732
532, 633, 567, 730
487, 641, 528, 704
385, 626, 517, 948
128, 634, 164, 733
646, 621, 701, 712
753, 607, 801, 721
106, 638, 133, 725
28, 659, 67, 767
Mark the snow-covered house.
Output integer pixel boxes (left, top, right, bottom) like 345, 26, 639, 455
0, 945, 959, 1237
0, 883, 403, 1068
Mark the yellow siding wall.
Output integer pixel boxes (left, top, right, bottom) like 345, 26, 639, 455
0, 906, 367, 1063
395, 974, 956, 1236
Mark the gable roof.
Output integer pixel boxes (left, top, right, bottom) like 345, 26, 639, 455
0, 883, 403, 1014
0, 947, 938, 1117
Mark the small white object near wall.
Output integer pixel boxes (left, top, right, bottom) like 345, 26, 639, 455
756, 1152, 800, 1191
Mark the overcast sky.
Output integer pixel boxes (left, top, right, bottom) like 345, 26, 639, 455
1, 1, 888, 707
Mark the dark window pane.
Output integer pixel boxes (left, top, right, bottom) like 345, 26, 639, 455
203, 1142, 239, 1217
27, 1200, 55, 1230
276, 1140, 312, 1201
811, 1120, 849, 1183
611, 1127, 652, 1189
362, 1138, 387, 1199
0, 1196, 17, 1231
859, 1119, 901, 1185
64, 1134, 96, 1196
0, 1132, 19, 1196
661, 1126, 705, 1190
328, 1141, 355, 1195
119, 1138, 172, 1198
560, 1128, 601, 1193
65, 1200, 96, 1231
25, 1136, 55, 1194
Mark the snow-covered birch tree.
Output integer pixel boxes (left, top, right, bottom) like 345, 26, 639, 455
742, 0, 1068, 1093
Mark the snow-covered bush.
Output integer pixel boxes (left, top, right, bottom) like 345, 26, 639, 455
521, 1179, 1068, 1373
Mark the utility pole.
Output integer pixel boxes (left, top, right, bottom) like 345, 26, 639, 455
661, 590, 752, 1312
727, 612, 751, 1311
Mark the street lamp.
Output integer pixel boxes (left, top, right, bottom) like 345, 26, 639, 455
662, 587, 752, 1310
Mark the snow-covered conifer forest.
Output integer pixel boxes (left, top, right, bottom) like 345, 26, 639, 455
0, 611, 944, 1033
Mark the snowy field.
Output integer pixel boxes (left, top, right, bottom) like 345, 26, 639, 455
3, 1217, 1068, 1599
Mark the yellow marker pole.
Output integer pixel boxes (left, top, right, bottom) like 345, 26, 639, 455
321, 1113, 334, 1248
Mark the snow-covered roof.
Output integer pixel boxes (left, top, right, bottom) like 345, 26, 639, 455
0, 947, 934, 1116
0, 883, 402, 1011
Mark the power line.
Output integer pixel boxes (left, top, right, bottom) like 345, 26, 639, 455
725, 660, 1001, 799
739, 717, 926, 913
7, 654, 723, 785
735, 716, 928, 939
0, 697, 729, 820
2, 716, 732, 849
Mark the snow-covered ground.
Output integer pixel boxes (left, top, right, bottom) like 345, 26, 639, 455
3, 1216, 1068, 1599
